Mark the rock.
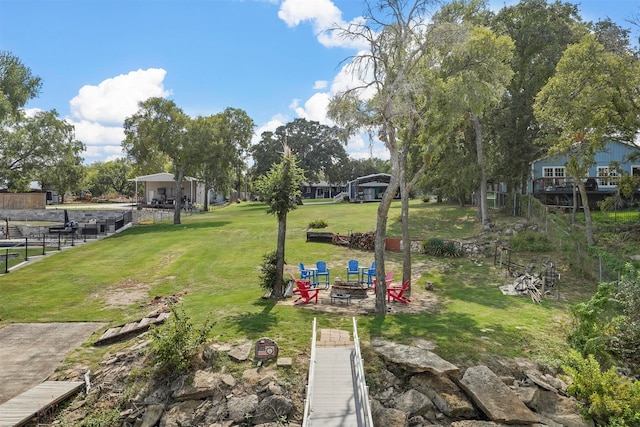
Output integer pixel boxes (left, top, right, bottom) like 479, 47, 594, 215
228, 340, 253, 361
530, 390, 593, 427
459, 366, 540, 424
140, 404, 164, 427
451, 421, 503, 427
171, 370, 228, 401
374, 406, 408, 427
227, 394, 259, 423
277, 357, 292, 367
159, 400, 203, 427
513, 385, 539, 408
393, 389, 436, 419
252, 394, 293, 424
410, 372, 478, 418
372, 339, 460, 376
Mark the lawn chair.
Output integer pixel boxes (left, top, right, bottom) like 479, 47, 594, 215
315, 261, 330, 289
290, 273, 310, 294
299, 263, 314, 284
373, 271, 393, 293
387, 280, 411, 303
364, 261, 376, 287
293, 282, 319, 304
346, 259, 360, 283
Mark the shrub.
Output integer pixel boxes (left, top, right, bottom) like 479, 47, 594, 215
422, 238, 444, 256
509, 230, 551, 252
149, 304, 213, 377
308, 219, 328, 229
562, 349, 640, 426
422, 238, 461, 257
258, 250, 282, 292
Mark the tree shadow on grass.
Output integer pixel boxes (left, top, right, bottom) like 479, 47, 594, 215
110, 221, 232, 237
232, 298, 280, 338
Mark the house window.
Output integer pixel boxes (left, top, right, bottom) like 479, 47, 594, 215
632, 166, 640, 177
542, 167, 566, 186
597, 166, 618, 186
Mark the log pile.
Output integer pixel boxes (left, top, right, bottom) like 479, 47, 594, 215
348, 231, 376, 250
500, 273, 552, 303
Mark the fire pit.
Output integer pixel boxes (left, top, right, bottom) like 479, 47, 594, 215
331, 279, 368, 299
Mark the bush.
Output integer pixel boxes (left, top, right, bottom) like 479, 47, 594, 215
308, 219, 328, 229
258, 250, 282, 292
562, 350, 640, 426
509, 230, 551, 252
149, 304, 213, 377
422, 238, 461, 257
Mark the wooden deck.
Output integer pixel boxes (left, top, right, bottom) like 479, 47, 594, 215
0, 381, 84, 427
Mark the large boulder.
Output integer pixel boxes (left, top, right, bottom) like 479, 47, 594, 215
459, 366, 539, 425
410, 372, 478, 418
372, 339, 460, 376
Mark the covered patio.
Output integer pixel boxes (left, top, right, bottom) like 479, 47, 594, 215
129, 173, 205, 209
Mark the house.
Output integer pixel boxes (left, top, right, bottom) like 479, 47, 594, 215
301, 181, 346, 200
129, 173, 205, 208
528, 139, 640, 208
347, 173, 400, 202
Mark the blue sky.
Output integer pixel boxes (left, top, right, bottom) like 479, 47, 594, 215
1, 0, 638, 165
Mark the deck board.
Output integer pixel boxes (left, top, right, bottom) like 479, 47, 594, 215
0, 381, 84, 427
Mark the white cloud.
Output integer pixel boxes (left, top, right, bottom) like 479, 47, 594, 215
278, 0, 368, 49
64, 68, 171, 164
69, 68, 170, 124
314, 80, 328, 90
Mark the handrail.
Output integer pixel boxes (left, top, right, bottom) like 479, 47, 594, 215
302, 317, 317, 427
352, 317, 374, 427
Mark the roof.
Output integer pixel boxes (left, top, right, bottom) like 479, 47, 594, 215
129, 173, 200, 183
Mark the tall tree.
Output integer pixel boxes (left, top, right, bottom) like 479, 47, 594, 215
83, 158, 134, 198
0, 51, 42, 121
255, 146, 306, 298
488, 0, 584, 193
251, 118, 348, 187
534, 34, 640, 245
123, 97, 203, 224
0, 110, 85, 191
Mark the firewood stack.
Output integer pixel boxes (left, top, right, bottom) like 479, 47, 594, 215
348, 231, 376, 250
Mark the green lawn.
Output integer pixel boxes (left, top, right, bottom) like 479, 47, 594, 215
0, 200, 583, 369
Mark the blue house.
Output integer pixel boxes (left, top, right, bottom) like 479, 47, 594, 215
301, 181, 346, 200
528, 139, 640, 208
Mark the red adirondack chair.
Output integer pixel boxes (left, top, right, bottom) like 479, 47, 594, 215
294, 283, 319, 304
373, 271, 394, 293
290, 273, 311, 294
387, 280, 411, 303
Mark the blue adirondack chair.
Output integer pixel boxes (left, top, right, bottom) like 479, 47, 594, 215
299, 263, 314, 285
315, 261, 330, 289
346, 259, 360, 283
364, 261, 376, 286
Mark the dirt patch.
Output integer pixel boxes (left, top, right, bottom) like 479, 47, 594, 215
280, 261, 440, 315
101, 278, 150, 307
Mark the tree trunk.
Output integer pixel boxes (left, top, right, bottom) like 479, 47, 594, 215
374, 144, 401, 316
173, 166, 186, 225
273, 213, 287, 298
400, 162, 411, 295
471, 115, 489, 226
576, 180, 597, 245
571, 182, 577, 224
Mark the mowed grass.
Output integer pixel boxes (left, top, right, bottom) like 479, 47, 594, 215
0, 200, 582, 368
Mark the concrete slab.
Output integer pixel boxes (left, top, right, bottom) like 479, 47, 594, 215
0, 322, 106, 404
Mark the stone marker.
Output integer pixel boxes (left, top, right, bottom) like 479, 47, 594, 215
459, 365, 540, 425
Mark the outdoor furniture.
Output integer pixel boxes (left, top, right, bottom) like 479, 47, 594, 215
330, 293, 351, 305
364, 261, 376, 287
299, 263, 315, 285
290, 273, 310, 294
346, 259, 360, 283
294, 282, 319, 304
373, 271, 394, 293
315, 261, 330, 289
387, 280, 411, 303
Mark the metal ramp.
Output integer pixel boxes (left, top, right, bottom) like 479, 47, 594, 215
302, 318, 373, 427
